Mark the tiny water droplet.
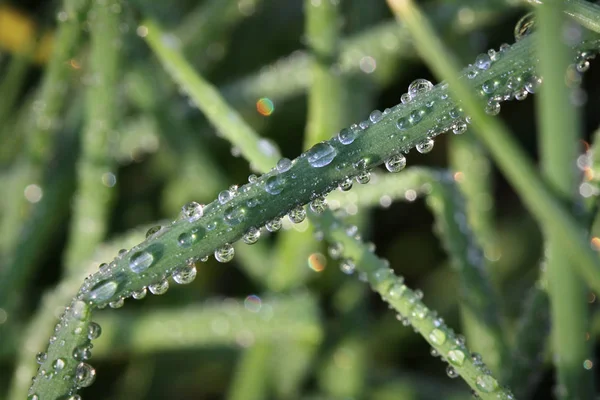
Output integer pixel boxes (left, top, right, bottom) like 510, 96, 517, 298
265, 175, 285, 195
452, 122, 468, 134
88, 322, 102, 340
475, 53, 491, 70
396, 117, 409, 131
385, 154, 407, 172
224, 206, 247, 226
218, 190, 233, 204
369, 109, 383, 123
355, 171, 371, 184
87, 280, 118, 302
388, 283, 406, 298
73, 345, 92, 361
36, 352, 47, 364
145, 225, 162, 238
328, 242, 343, 259
109, 298, 124, 308
129, 251, 154, 273
476, 375, 499, 393
75, 362, 96, 388
132, 288, 147, 300
429, 328, 447, 345
52, 358, 66, 371
307, 142, 337, 168
215, 244, 235, 263
446, 365, 459, 378
340, 259, 356, 275
339, 177, 353, 191
447, 348, 466, 366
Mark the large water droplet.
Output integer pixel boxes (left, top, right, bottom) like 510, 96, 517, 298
87, 280, 118, 302
88, 322, 102, 340
276, 158, 292, 173
148, 279, 169, 295
385, 154, 407, 172
75, 362, 96, 387
224, 206, 247, 226
243, 227, 261, 244
215, 244, 235, 263
514, 12, 535, 41
338, 128, 357, 145
177, 227, 205, 248
173, 264, 197, 284
288, 206, 306, 223
429, 328, 447, 345
129, 251, 154, 273
218, 189, 233, 204
52, 358, 66, 371
369, 109, 383, 123
416, 139, 434, 154
265, 175, 285, 195
266, 219, 281, 232
447, 348, 466, 366
307, 142, 337, 168
408, 78, 433, 99
181, 201, 204, 222
476, 375, 499, 393
475, 53, 491, 70
310, 197, 327, 213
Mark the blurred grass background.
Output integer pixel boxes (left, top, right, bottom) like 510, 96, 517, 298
1, 0, 600, 399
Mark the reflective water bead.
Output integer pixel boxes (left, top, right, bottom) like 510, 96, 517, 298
355, 171, 370, 184
429, 328, 447, 345
266, 219, 281, 232
73, 345, 91, 361
307, 142, 337, 168
515, 89, 528, 101
372, 268, 391, 282
173, 264, 197, 284
514, 12, 535, 41
310, 197, 327, 213
471, 352, 483, 365
181, 201, 204, 222
224, 206, 247, 226
75, 362, 96, 388
446, 366, 459, 379
396, 117, 409, 131
482, 79, 499, 94
215, 244, 235, 263
388, 283, 406, 298
359, 120, 369, 130
369, 109, 383, 123
36, 352, 47, 364
401, 93, 411, 104
177, 227, 204, 248
288, 206, 306, 223
416, 139, 434, 153
475, 53, 491, 70
87, 280, 118, 302
577, 60, 590, 72
243, 227, 261, 244
27, 395, 39, 400
476, 375, 499, 393
408, 78, 433, 99
524, 75, 542, 93
218, 189, 233, 204
453, 122, 468, 134
148, 279, 169, 295
338, 128, 357, 145
339, 177, 353, 191
409, 109, 425, 125
52, 358, 66, 371
129, 251, 154, 273
447, 348, 466, 366
88, 322, 102, 340
485, 102, 500, 116
248, 174, 258, 183
132, 288, 147, 300
339, 259, 356, 275
276, 157, 292, 173
145, 225, 162, 238
328, 242, 343, 259
411, 303, 428, 319
265, 175, 285, 195
430, 348, 439, 357
109, 298, 124, 308
385, 154, 407, 172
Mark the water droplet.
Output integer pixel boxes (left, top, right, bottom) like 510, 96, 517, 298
265, 175, 285, 195
132, 287, 147, 299
475, 53, 491, 70
447, 348, 466, 366
145, 225, 162, 238
28, 394, 39, 400
109, 298, 124, 308
485, 102, 501, 116
338, 128, 357, 145
177, 227, 205, 248
577, 60, 590, 72
429, 328, 447, 345
288, 206, 306, 223
482, 79, 500, 94
409, 109, 425, 125
52, 358, 66, 371
243, 227, 261, 244
181, 201, 204, 222
148, 279, 169, 295
369, 109, 383, 123
310, 197, 327, 213
339, 177, 353, 191
307, 142, 337, 168
218, 190, 233, 204
224, 206, 247, 226
525, 75, 542, 93
340, 259, 355, 274
514, 12, 535, 41
129, 251, 154, 273
401, 93, 411, 104
356, 171, 371, 184
452, 122, 467, 134
396, 117, 409, 131
328, 242, 343, 259
515, 89, 528, 101
276, 158, 292, 173
446, 365, 459, 378
411, 303, 428, 320
173, 264, 197, 284
73, 345, 91, 361
87, 280, 118, 302
416, 139, 434, 154
359, 120, 370, 130
372, 268, 391, 283
88, 322, 102, 340
215, 244, 235, 263
385, 154, 407, 172
476, 375, 499, 393
36, 352, 47, 364
388, 283, 406, 298
75, 362, 96, 388
408, 78, 433, 99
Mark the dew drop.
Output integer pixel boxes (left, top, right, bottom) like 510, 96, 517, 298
132, 288, 147, 300
276, 158, 292, 173
181, 201, 204, 222
215, 244, 235, 263
310, 197, 327, 213
75, 362, 96, 388
452, 122, 467, 134
446, 365, 459, 378
385, 154, 407, 173
525, 75, 542, 93
36, 352, 47, 364
288, 206, 306, 223
339, 259, 355, 275
52, 358, 66, 371
28, 395, 39, 400
224, 206, 247, 226
476, 375, 499, 393
429, 328, 447, 345
388, 283, 406, 298
514, 12, 535, 41
355, 171, 371, 184
396, 117, 409, 131
307, 142, 337, 168
265, 175, 285, 195
408, 78, 433, 99
338, 177, 353, 191
409, 109, 425, 125
485, 102, 500, 116
177, 227, 205, 248
369, 109, 383, 123
243, 227, 261, 244
328, 242, 343, 259
73, 345, 91, 361
218, 189, 233, 204
87, 280, 118, 302
88, 322, 102, 340
148, 279, 169, 295
447, 348, 466, 366
401, 93, 411, 104
145, 225, 162, 238
416, 139, 434, 154
475, 53, 491, 70
338, 127, 357, 145
109, 298, 124, 308
411, 303, 428, 320
173, 264, 197, 284
129, 251, 154, 273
